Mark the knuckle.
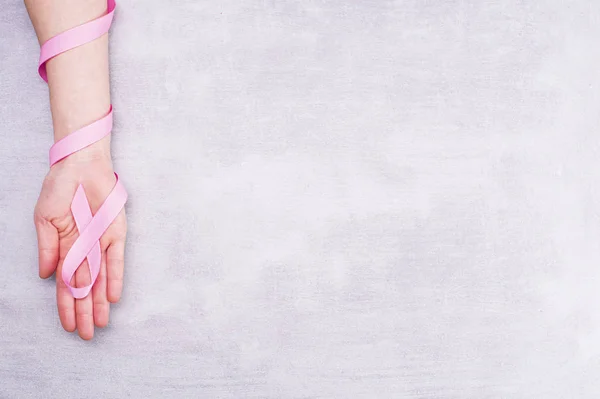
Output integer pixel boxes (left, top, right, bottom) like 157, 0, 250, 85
55, 217, 77, 240
39, 247, 57, 258
58, 306, 75, 320
93, 300, 109, 310
108, 270, 124, 282
33, 211, 50, 229
77, 312, 94, 322
94, 298, 108, 311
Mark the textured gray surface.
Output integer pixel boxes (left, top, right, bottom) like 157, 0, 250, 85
2, 0, 600, 397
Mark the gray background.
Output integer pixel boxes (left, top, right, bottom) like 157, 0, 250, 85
1, 0, 600, 398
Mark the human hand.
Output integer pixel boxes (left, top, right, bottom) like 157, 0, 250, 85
34, 142, 127, 340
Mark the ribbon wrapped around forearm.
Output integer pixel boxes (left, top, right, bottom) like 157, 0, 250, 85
38, 0, 127, 299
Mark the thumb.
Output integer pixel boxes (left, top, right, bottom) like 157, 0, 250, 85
34, 214, 59, 279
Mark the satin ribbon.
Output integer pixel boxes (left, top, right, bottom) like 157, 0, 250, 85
38, 0, 127, 299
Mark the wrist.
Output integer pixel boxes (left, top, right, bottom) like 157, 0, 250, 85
58, 136, 112, 167
51, 106, 113, 166
48, 139, 114, 189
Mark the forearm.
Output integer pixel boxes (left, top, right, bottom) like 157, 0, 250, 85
25, 0, 112, 160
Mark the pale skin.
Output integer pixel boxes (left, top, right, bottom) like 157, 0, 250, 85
25, 0, 127, 340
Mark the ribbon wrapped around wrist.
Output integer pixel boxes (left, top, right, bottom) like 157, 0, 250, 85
38, 0, 127, 299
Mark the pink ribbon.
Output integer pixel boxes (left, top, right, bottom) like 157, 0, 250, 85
39, 0, 127, 299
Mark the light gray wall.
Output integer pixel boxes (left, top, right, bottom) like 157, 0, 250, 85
1, 0, 600, 397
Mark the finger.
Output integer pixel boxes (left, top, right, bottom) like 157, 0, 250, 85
56, 262, 76, 332
107, 240, 125, 303
75, 260, 94, 340
92, 253, 110, 328
34, 215, 59, 279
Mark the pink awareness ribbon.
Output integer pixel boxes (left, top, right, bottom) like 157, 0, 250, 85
38, 0, 127, 299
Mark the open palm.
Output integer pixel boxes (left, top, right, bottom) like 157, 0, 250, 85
34, 154, 127, 340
